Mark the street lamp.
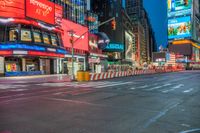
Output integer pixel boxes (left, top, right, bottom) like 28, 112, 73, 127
67, 17, 115, 81
68, 30, 75, 80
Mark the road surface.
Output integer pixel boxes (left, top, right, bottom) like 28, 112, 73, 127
0, 71, 199, 133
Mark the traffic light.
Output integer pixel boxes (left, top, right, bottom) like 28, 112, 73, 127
111, 19, 116, 30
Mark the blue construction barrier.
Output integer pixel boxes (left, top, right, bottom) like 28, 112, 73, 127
5, 71, 43, 77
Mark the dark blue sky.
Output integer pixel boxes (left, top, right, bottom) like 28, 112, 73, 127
143, 0, 167, 50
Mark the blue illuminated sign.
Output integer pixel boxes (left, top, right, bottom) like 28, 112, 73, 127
0, 43, 67, 54
0, 44, 45, 51
57, 49, 67, 54
104, 43, 124, 52
168, 16, 191, 40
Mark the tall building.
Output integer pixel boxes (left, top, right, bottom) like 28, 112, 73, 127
126, 0, 155, 64
91, 0, 135, 66
49, 0, 87, 25
168, 0, 200, 63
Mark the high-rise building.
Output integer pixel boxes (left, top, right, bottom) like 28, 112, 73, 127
91, 0, 135, 66
49, 0, 87, 25
126, 0, 156, 64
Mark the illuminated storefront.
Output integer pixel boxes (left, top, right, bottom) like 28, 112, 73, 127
61, 19, 88, 76
0, 0, 67, 76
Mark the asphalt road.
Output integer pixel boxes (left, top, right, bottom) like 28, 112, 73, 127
0, 71, 200, 133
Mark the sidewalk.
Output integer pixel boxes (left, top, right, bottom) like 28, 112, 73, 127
0, 74, 72, 83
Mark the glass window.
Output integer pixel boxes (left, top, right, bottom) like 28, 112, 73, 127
33, 31, 42, 43
51, 34, 58, 46
9, 28, 18, 41
43, 33, 51, 44
0, 26, 5, 42
21, 29, 32, 42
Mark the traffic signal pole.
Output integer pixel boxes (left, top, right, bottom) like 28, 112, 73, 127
68, 17, 115, 81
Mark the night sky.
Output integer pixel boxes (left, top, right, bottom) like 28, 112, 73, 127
143, 0, 167, 50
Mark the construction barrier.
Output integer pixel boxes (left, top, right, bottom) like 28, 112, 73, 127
89, 69, 184, 81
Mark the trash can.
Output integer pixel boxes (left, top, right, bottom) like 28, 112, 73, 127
77, 71, 84, 82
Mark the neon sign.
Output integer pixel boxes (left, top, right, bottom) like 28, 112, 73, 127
0, 44, 45, 51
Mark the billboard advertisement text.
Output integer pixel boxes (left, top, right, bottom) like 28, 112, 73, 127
26, 0, 55, 24
61, 19, 89, 51
168, 16, 191, 40
0, 0, 25, 18
168, 0, 192, 17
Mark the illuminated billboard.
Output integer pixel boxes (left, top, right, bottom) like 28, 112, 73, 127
167, 0, 192, 17
26, 0, 55, 24
125, 32, 133, 60
168, 16, 191, 40
61, 19, 89, 51
0, 0, 25, 18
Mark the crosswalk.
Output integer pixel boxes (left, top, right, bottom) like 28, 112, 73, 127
0, 81, 196, 95
37, 81, 196, 94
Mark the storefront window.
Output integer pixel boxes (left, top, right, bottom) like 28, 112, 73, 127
51, 34, 58, 46
9, 28, 18, 42
21, 29, 32, 42
0, 26, 5, 42
33, 31, 42, 43
43, 33, 51, 44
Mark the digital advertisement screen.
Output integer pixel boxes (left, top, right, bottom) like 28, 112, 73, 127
0, 0, 25, 18
125, 31, 133, 60
168, 0, 192, 17
26, 0, 55, 24
61, 19, 89, 51
168, 16, 191, 40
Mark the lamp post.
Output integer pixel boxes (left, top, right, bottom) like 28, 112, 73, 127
68, 30, 75, 80
67, 17, 115, 81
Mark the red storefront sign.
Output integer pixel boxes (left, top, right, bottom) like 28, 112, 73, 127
55, 4, 62, 27
26, 0, 55, 24
61, 19, 89, 51
0, 0, 25, 18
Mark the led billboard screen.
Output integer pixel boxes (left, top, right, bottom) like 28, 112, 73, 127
167, 0, 192, 17
168, 16, 191, 40
61, 19, 89, 51
125, 32, 133, 60
0, 0, 25, 18
26, 0, 55, 24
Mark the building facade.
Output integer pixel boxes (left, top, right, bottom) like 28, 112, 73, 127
168, 0, 200, 64
0, 0, 67, 76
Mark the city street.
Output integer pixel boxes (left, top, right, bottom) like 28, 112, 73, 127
0, 71, 200, 133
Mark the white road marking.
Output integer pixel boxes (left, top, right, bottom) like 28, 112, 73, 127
145, 86, 163, 91
181, 123, 191, 127
130, 87, 136, 90
179, 128, 200, 133
0, 85, 28, 89
10, 89, 28, 92
183, 88, 194, 93
162, 84, 184, 93
138, 85, 148, 89
96, 82, 132, 88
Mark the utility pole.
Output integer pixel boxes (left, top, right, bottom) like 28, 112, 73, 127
67, 17, 115, 80
68, 30, 75, 80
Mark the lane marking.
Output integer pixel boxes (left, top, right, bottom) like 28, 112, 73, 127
183, 88, 194, 93
143, 102, 180, 129
162, 84, 184, 93
145, 86, 163, 91
130, 87, 136, 90
138, 85, 148, 89
179, 128, 200, 133
96, 82, 132, 88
